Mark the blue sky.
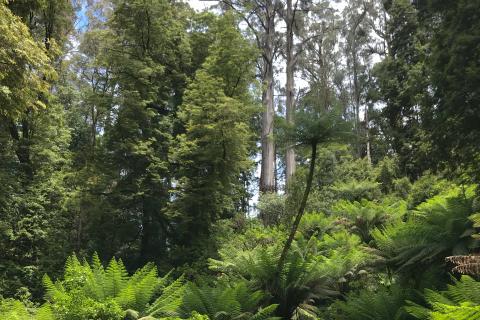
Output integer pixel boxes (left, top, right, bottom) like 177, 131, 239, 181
75, 0, 214, 32
76, 2, 88, 31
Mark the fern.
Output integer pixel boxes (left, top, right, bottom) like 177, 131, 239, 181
209, 229, 373, 319
104, 257, 129, 297
146, 275, 186, 318
116, 263, 158, 310
180, 281, 279, 320
85, 252, 108, 300
372, 187, 480, 274
0, 299, 34, 319
334, 284, 414, 320
251, 304, 281, 320
0, 299, 54, 320
36, 304, 55, 320
331, 198, 406, 243
41, 253, 185, 319
291, 303, 319, 320
406, 276, 480, 319
445, 255, 480, 275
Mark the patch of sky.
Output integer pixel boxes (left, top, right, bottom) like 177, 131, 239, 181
76, 2, 88, 32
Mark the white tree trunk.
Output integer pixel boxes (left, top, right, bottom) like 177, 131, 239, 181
285, 0, 296, 187
260, 0, 276, 193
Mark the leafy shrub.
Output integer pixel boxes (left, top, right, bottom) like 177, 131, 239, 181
375, 157, 400, 194
406, 174, 452, 209
257, 193, 287, 226
330, 180, 382, 202
393, 177, 412, 199
334, 157, 377, 183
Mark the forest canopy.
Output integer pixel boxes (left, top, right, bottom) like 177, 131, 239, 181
1, 0, 479, 319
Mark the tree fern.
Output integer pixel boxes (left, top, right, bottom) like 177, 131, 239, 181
36, 304, 55, 320
0, 299, 55, 320
180, 281, 279, 320
372, 187, 480, 275
104, 257, 129, 297
116, 263, 158, 310
333, 284, 415, 320
0, 299, 34, 320
406, 275, 480, 319
41, 253, 185, 319
251, 304, 281, 320
331, 198, 406, 243
444, 211, 480, 276
210, 230, 372, 319
145, 275, 186, 318
445, 255, 480, 275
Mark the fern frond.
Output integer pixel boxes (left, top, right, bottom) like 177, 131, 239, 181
117, 263, 158, 310
180, 281, 270, 320
43, 274, 66, 302
41, 254, 184, 318
250, 304, 281, 320
146, 275, 186, 318
35, 303, 55, 320
407, 275, 480, 319
105, 257, 129, 297
446, 255, 480, 275
373, 186, 479, 273
334, 284, 413, 320
0, 299, 33, 320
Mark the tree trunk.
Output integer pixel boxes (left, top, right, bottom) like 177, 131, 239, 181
260, 0, 276, 193
352, 48, 362, 158
140, 197, 152, 264
277, 141, 317, 272
285, 0, 296, 187
365, 104, 372, 164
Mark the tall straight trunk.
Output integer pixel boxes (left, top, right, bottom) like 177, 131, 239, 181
365, 104, 372, 164
91, 105, 97, 159
352, 48, 361, 158
260, 0, 276, 193
285, 0, 296, 186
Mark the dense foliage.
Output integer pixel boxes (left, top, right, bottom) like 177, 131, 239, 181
1, 0, 479, 319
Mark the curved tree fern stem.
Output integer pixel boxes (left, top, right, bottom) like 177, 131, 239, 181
276, 141, 317, 273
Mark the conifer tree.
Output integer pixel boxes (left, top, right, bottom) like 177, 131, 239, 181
170, 13, 257, 262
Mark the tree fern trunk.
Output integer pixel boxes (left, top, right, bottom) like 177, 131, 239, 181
277, 141, 317, 272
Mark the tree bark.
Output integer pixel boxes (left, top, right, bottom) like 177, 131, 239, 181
260, 0, 276, 193
285, 0, 296, 187
365, 104, 372, 164
219, 0, 277, 193
352, 48, 361, 158
277, 141, 317, 272
349, 6, 367, 159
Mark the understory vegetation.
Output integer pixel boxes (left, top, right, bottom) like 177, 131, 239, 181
1, 0, 479, 319
3, 157, 480, 320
